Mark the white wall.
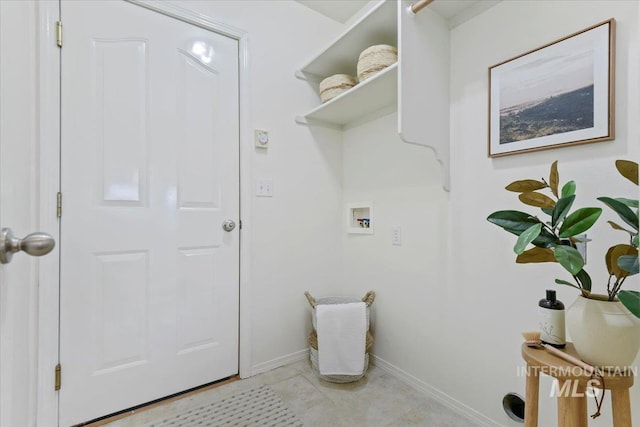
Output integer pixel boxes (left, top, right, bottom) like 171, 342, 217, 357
343, 1, 639, 426
171, 0, 346, 372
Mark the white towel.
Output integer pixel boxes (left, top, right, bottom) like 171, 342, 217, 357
316, 302, 366, 376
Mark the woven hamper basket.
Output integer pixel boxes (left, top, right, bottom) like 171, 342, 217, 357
318, 74, 357, 103
356, 44, 398, 82
304, 291, 375, 383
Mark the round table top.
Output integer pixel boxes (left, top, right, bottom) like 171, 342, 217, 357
521, 343, 634, 389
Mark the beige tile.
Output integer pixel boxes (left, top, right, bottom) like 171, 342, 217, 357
270, 375, 330, 415
98, 358, 483, 427
387, 402, 482, 427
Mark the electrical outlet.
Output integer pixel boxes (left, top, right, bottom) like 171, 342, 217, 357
256, 179, 273, 197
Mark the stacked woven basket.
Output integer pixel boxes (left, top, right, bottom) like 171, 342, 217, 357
304, 291, 376, 383
318, 44, 397, 104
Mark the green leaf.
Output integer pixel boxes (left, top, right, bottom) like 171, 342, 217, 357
615, 198, 639, 209
487, 211, 556, 247
598, 197, 639, 231
618, 254, 639, 275
541, 208, 554, 217
634, 235, 639, 247
555, 279, 581, 290
514, 224, 542, 255
561, 181, 576, 198
558, 207, 602, 238
616, 160, 638, 186
516, 247, 556, 263
519, 192, 556, 209
551, 195, 575, 228
505, 180, 547, 193
554, 245, 584, 275
575, 269, 592, 293
618, 290, 640, 319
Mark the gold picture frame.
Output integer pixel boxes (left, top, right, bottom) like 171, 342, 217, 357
488, 19, 615, 158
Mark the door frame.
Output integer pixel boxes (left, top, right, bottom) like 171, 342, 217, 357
36, 1, 252, 425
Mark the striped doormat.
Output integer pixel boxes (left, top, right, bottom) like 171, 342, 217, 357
148, 385, 303, 427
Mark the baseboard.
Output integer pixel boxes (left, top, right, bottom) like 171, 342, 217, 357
251, 349, 310, 377
371, 355, 503, 427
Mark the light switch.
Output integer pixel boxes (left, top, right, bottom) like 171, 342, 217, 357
391, 225, 402, 246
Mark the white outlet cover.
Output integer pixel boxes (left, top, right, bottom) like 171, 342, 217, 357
256, 178, 273, 197
391, 225, 402, 246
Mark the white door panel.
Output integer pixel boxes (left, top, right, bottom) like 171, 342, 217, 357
60, 1, 240, 425
0, 2, 40, 426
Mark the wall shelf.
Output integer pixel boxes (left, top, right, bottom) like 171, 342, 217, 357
295, 0, 475, 192
296, 1, 397, 82
295, 63, 397, 128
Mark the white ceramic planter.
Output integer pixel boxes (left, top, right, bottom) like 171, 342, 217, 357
566, 294, 640, 368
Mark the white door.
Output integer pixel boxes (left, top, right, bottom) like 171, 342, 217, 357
0, 2, 43, 426
59, 1, 240, 425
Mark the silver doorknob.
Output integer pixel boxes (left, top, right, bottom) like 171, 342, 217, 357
0, 228, 56, 264
222, 220, 236, 232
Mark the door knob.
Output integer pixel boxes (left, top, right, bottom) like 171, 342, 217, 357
0, 227, 56, 264
222, 220, 236, 232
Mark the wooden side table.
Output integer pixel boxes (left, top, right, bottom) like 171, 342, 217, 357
521, 343, 634, 427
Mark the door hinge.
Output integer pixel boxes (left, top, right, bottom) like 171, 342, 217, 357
56, 21, 62, 48
56, 192, 62, 218
239, 220, 243, 230
55, 364, 61, 391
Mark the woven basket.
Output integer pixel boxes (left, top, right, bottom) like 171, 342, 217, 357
310, 347, 369, 384
304, 291, 375, 383
318, 74, 357, 103
357, 44, 398, 82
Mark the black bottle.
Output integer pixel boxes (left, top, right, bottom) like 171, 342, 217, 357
538, 289, 566, 348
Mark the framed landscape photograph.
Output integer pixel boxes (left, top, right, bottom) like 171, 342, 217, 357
488, 19, 615, 157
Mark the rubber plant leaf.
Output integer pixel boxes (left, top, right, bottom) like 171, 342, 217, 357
551, 195, 575, 228
516, 247, 556, 263
618, 290, 640, 319
558, 207, 602, 238
487, 211, 537, 232
575, 269, 592, 293
615, 160, 638, 185
487, 211, 557, 247
554, 245, 584, 276
554, 279, 581, 290
617, 254, 639, 275
505, 180, 547, 193
519, 192, 556, 209
598, 197, 639, 231
605, 244, 637, 278
615, 198, 639, 209
561, 181, 576, 198
607, 221, 631, 232
514, 224, 542, 255
549, 160, 559, 198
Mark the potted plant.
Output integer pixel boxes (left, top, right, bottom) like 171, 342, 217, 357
487, 160, 639, 367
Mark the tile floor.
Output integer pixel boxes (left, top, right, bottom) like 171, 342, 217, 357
97, 359, 482, 427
